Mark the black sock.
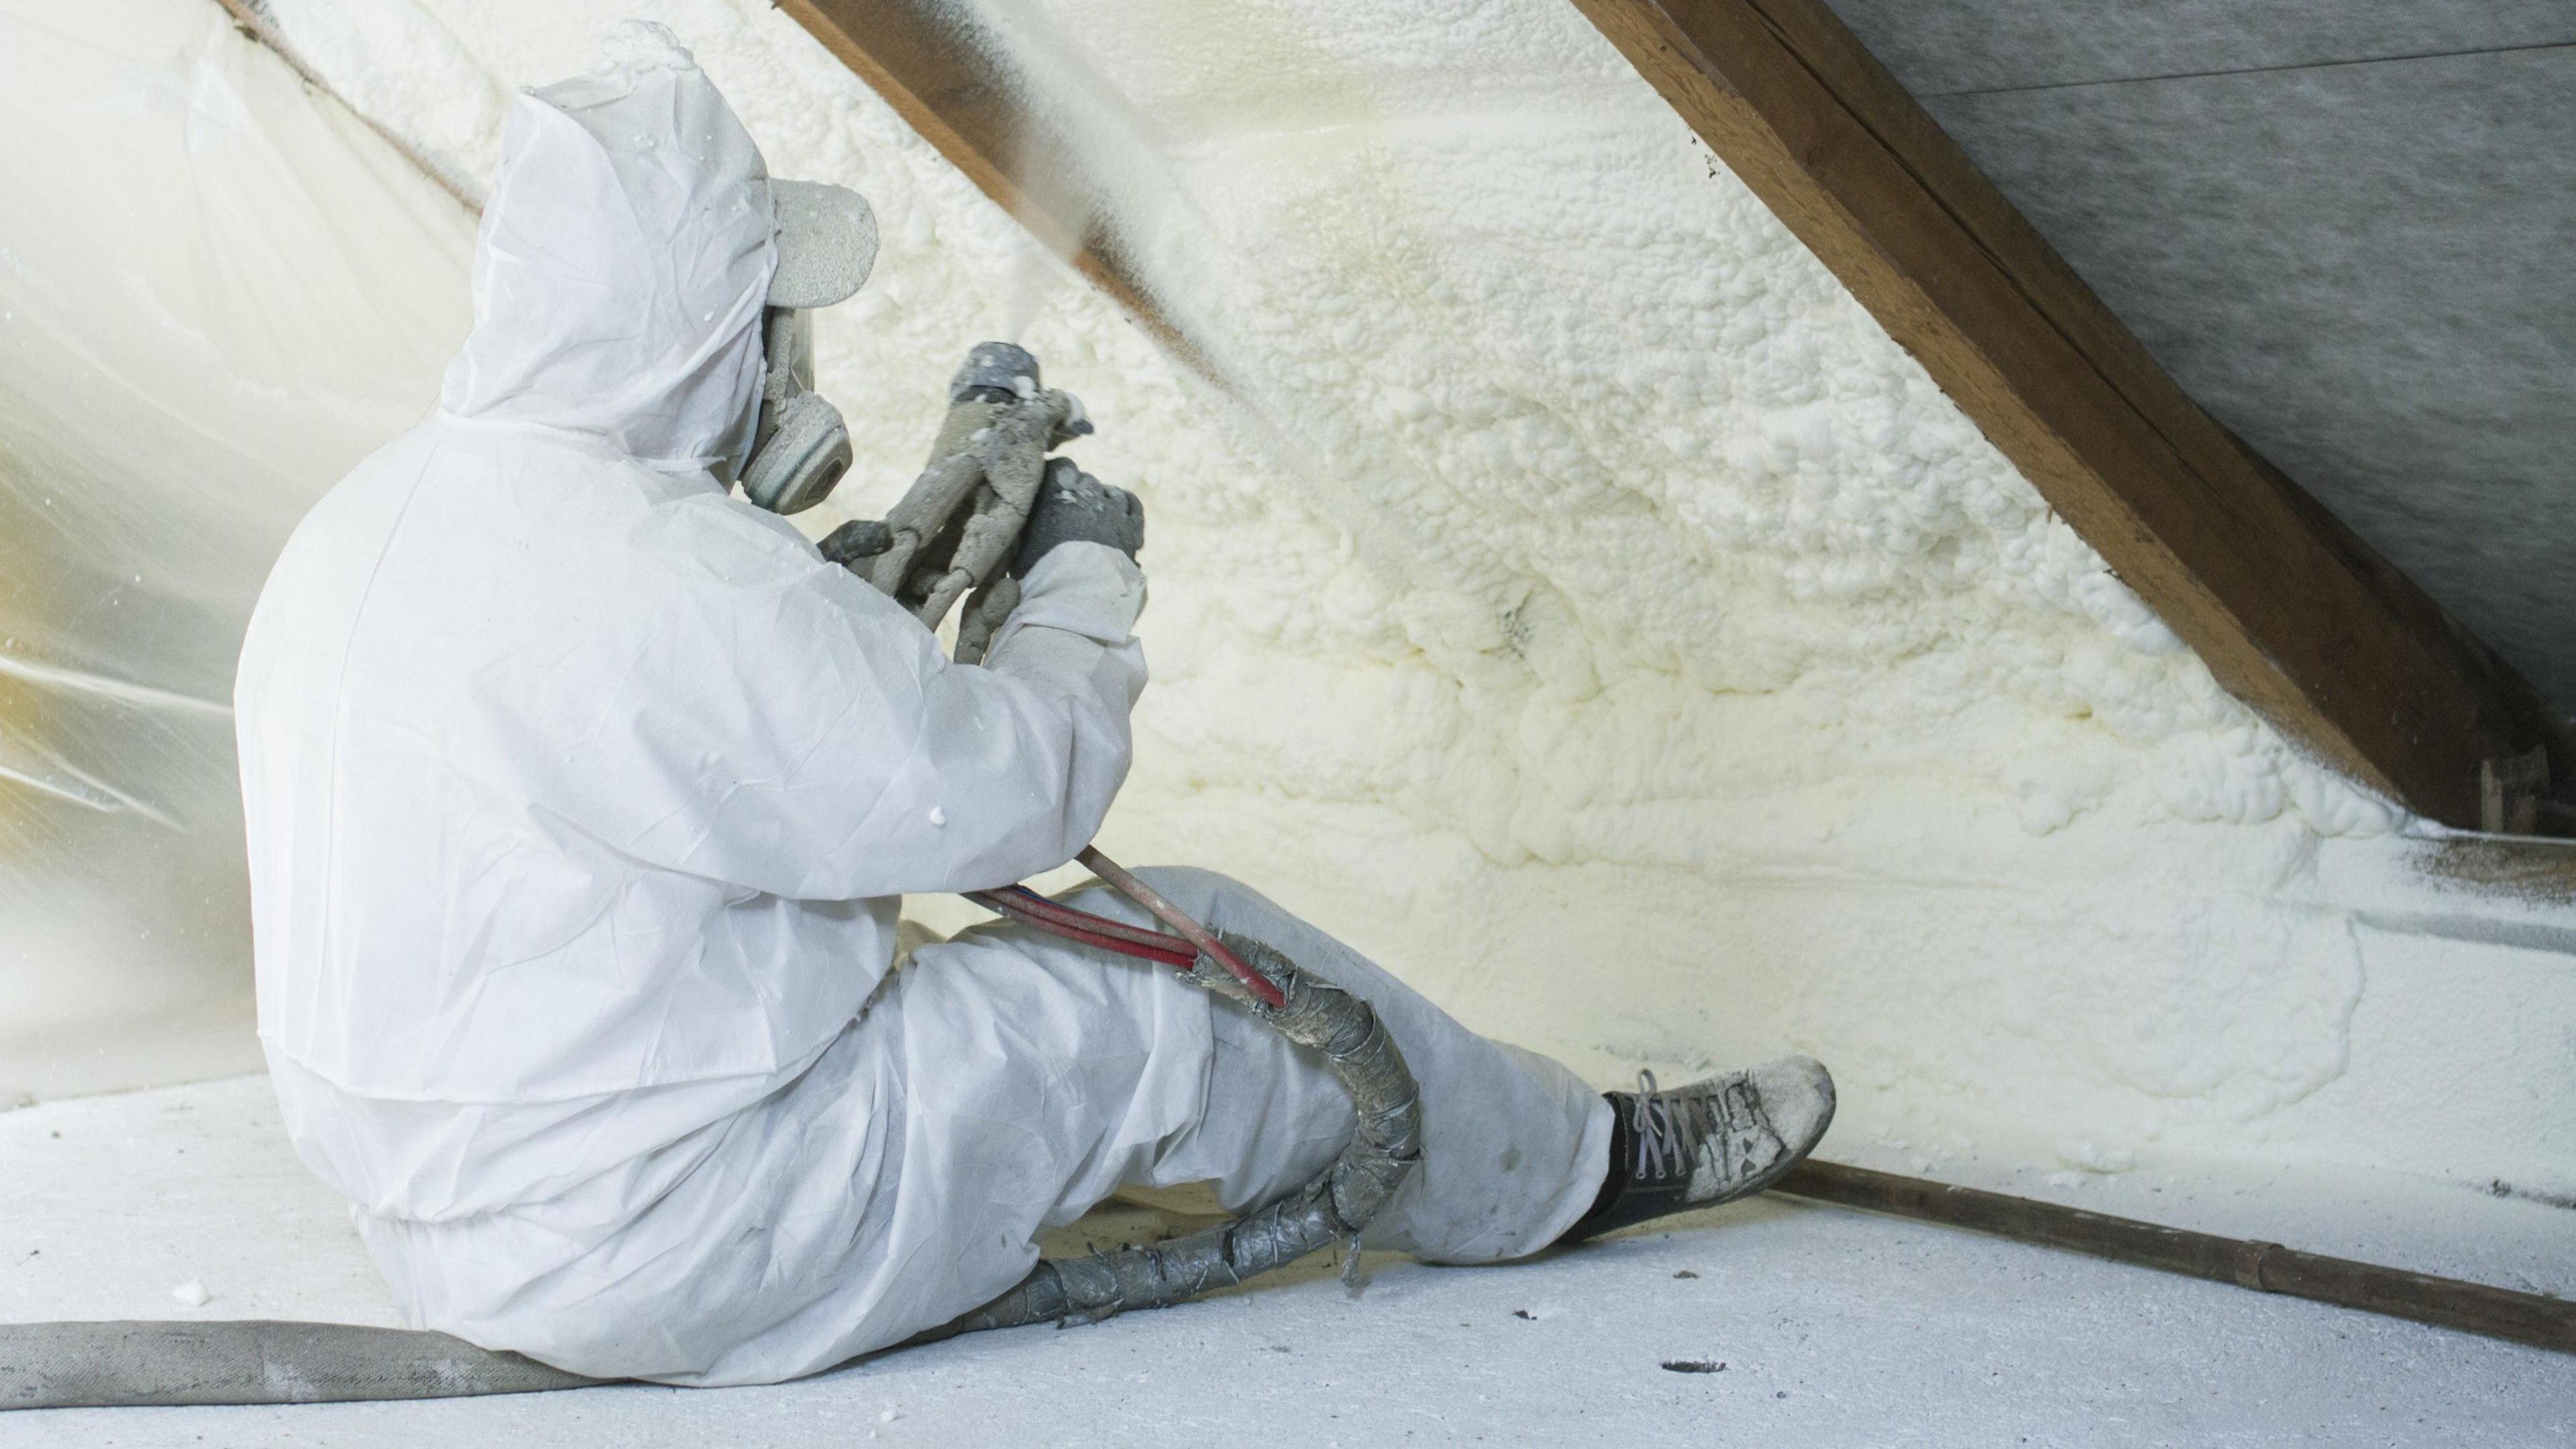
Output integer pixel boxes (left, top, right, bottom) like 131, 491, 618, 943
1566, 1094, 1630, 1237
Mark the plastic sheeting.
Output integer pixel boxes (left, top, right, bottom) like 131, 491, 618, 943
0, 0, 474, 1098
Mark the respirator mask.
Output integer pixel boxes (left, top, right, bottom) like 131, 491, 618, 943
740, 179, 878, 515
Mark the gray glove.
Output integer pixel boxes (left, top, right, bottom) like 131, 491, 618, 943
1010, 457, 1144, 576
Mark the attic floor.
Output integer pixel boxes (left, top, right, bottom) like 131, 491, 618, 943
3, 1076, 2569, 1447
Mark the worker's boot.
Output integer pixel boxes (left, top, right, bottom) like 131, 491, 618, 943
1560, 1057, 1835, 1243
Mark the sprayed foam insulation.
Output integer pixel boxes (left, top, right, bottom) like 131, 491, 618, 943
3, 0, 2571, 1208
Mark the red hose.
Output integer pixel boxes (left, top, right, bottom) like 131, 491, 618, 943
998, 885, 1188, 953
1077, 848, 1286, 1008
963, 889, 1198, 968
962, 851, 1288, 1008
971, 887, 1174, 954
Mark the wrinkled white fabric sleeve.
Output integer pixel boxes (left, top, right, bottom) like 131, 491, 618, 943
555, 538, 1148, 901
824, 541, 1146, 896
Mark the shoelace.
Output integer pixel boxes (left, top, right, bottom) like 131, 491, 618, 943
1627, 1069, 1720, 1181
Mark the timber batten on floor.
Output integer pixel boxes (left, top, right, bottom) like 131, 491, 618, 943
1780, 1161, 2576, 1356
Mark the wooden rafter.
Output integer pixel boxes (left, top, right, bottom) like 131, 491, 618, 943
784, 0, 2570, 830
776, 0, 1201, 368
1567, 0, 2572, 830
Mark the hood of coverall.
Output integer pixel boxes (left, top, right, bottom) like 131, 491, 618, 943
438, 23, 776, 478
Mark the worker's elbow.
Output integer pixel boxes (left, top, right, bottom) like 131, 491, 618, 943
1010, 733, 1130, 878
910, 725, 1128, 892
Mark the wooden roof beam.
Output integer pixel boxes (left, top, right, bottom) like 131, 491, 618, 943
776, 0, 1197, 366
785, 0, 2569, 830
1568, 0, 2573, 830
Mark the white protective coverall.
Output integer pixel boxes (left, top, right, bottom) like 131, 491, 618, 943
235, 30, 1611, 1385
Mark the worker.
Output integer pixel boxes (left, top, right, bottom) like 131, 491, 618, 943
233, 22, 1835, 1387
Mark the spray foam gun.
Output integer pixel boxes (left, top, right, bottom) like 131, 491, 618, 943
815, 341, 1091, 665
